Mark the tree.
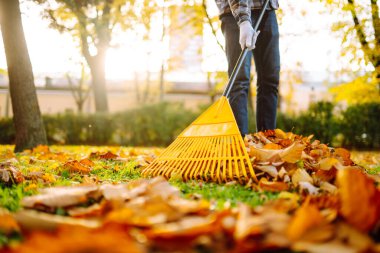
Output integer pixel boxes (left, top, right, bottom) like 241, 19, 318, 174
33, 0, 145, 112
66, 63, 91, 113
315, 0, 380, 103
0, 0, 47, 152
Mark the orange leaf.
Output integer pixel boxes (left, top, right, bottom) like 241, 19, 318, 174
14, 225, 142, 253
259, 178, 289, 192
334, 148, 354, 166
0, 209, 20, 234
263, 143, 282, 150
64, 160, 91, 174
100, 151, 118, 160
32, 145, 50, 154
287, 199, 324, 241
317, 157, 339, 170
80, 158, 95, 167
336, 168, 380, 232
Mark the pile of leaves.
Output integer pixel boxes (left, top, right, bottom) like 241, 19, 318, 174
0, 129, 379, 252
245, 129, 369, 194
1, 169, 379, 253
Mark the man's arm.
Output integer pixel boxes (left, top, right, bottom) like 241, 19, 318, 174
227, 0, 259, 50
227, 0, 251, 25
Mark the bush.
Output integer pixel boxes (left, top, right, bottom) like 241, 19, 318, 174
114, 102, 198, 146
278, 102, 339, 145
44, 113, 115, 145
0, 101, 379, 149
340, 103, 380, 149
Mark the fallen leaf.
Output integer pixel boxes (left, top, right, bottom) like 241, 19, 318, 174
292, 169, 313, 186
63, 160, 91, 174
287, 199, 324, 241
21, 185, 101, 210
336, 168, 380, 232
259, 178, 289, 192
317, 157, 339, 171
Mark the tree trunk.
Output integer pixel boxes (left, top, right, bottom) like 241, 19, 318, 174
207, 72, 215, 103
88, 52, 109, 112
0, 0, 47, 152
159, 62, 165, 102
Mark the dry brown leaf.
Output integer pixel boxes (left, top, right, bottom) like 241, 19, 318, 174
147, 214, 221, 239
259, 178, 289, 192
299, 182, 319, 195
279, 142, 306, 163
37, 152, 68, 162
13, 225, 143, 253
21, 185, 101, 209
292, 169, 313, 187
263, 143, 282, 150
101, 182, 148, 201
274, 129, 287, 139
234, 203, 263, 240
287, 199, 325, 241
79, 158, 95, 167
336, 168, 380, 232
32, 145, 50, 154
278, 139, 293, 148
319, 181, 337, 194
334, 148, 354, 166
63, 160, 91, 174
105, 200, 181, 227
14, 209, 101, 231
67, 202, 109, 218
0, 208, 20, 234
317, 157, 339, 171
0, 162, 24, 185
314, 167, 337, 182
256, 165, 278, 178
100, 151, 118, 160
249, 142, 305, 163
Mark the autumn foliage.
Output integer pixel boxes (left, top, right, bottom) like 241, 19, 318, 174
0, 130, 379, 252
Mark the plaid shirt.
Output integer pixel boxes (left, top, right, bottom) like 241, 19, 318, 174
216, 0, 279, 25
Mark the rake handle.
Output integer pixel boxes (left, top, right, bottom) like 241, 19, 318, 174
223, 0, 271, 98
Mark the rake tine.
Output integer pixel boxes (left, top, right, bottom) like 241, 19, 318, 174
202, 137, 217, 180
232, 136, 242, 184
181, 137, 204, 181
189, 137, 210, 179
182, 139, 202, 180
162, 138, 193, 178
227, 137, 233, 180
197, 137, 215, 179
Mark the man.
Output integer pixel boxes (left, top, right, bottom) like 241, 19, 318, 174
216, 0, 280, 135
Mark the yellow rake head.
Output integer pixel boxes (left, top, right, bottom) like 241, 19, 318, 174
142, 96, 256, 183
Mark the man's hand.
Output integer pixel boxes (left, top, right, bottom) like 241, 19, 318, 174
239, 21, 260, 50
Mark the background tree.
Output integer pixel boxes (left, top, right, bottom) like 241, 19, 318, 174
66, 62, 91, 113
315, 0, 380, 103
33, 0, 146, 112
0, 0, 47, 152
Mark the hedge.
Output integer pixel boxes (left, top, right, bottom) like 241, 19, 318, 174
0, 102, 379, 149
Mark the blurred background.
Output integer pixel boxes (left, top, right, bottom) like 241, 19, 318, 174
0, 0, 379, 149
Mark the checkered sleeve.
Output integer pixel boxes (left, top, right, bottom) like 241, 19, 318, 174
227, 0, 251, 25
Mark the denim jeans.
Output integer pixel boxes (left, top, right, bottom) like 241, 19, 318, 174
221, 10, 280, 135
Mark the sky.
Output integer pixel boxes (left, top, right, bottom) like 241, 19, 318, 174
0, 0, 346, 83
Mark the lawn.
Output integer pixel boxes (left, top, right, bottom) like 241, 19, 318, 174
0, 131, 379, 252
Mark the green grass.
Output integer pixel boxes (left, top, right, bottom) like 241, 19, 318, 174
0, 157, 277, 212
171, 179, 279, 209
0, 184, 35, 212
2, 148, 377, 213
89, 160, 141, 182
